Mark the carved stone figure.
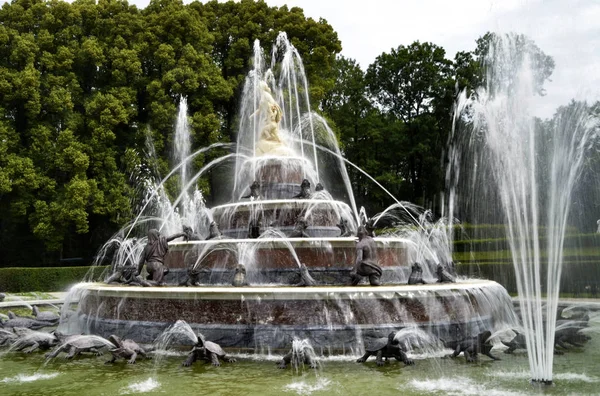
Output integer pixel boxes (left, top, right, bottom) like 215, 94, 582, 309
502, 331, 526, 354
179, 267, 201, 287
351, 226, 382, 286
296, 263, 317, 286
182, 225, 202, 241
364, 218, 376, 237
337, 219, 353, 237
136, 229, 186, 286
46, 334, 110, 360
31, 306, 60, 323
436, 263, 456, 283
293, 179, 312, 199
554, 323, 591, 352
232, 264, 248, 287
0, 328, 17, 347
105, 335, 149, 364
408, 262, 426, 285
1, 312, 55, 330
315, 183, 324, 192
277, 341, 318, 369
206, 221, 223, 240
248, 220, 261, 239
445, 330, 499, 362
105, 238, 147, 285
242, 181, 261, 199
11, 327, 58, 353
289, 218, 309, 238
357, 332, 414, 366
106, 261, 144, 285
182, 333, 236, 367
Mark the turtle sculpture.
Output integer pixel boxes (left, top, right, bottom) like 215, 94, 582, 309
11, 327, 58, 353
277, 339, 318, 369
182, 333, 236, 367
357, 332, 415, 366
1, 311, 55, 330
45, 334, 112, 360
554, 322, 591, 353
32, 306, 60, 323
105, 335, 149, 364
0, 328, 18, 347
445, 330, 500, 362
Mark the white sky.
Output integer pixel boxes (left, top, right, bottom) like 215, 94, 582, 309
2, 0, 598, 118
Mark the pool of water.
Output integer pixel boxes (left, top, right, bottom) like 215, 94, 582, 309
1, 337, 599, 396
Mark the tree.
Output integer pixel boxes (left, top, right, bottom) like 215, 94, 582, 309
474, 32, 555, 96
365, 41, 454, 206
189, 0, 342, 140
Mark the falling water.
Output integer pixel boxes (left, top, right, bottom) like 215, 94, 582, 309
449, 33, 599, 383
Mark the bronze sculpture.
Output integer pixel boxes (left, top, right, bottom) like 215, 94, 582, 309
136, 229, 186, 286
351, 226, 382, 286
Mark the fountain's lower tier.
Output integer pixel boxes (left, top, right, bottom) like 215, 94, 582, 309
72, 280, 513, 352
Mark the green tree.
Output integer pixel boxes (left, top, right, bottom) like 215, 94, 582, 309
190, 0, 342, 140
475, 32, 555, 96
365, 41, 454, 206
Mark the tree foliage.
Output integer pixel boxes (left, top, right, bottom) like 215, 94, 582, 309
0, 0, 557, 267
0, 0, 341, 266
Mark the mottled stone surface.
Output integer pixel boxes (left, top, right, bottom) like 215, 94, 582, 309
77, 282, 501, 350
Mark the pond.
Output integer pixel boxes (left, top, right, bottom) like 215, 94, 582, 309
1, 336, 598, 396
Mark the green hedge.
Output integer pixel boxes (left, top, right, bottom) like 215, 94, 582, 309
454, 224, 579, 240
457, 261, 600, 296
0, 266, 107, 293
454, 233, 600, 253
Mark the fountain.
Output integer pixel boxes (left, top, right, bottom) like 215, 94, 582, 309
448, 33, 599, 384
63, 33, 518, 356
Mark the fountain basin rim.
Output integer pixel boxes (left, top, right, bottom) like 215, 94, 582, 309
213, 198, 352, 210
72, 280, 502, 300
168, 236, 414, 247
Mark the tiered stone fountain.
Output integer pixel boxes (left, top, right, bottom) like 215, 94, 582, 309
67, 33, 518, 353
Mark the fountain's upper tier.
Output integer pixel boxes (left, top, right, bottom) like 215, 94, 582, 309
234, 155, 315, 200
222, 156, 355, 238
212, 199, 354, 238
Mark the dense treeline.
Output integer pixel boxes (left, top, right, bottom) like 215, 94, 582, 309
0, 0, 342, 266
0, 0, 573, 267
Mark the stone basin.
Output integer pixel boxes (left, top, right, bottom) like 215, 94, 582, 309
74, 280, 510, 352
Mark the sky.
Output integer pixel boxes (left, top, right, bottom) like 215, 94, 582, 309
3, 0, 599, 118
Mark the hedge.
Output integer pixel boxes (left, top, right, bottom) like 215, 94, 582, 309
0, 266, 107, 293
457, 261, 600, 296
453, 232, 600, 253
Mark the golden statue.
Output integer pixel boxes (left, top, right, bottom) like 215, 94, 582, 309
252, 82, 293, 156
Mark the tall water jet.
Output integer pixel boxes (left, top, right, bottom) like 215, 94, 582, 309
173, 96, 191, 208
449, 33, 599, 384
